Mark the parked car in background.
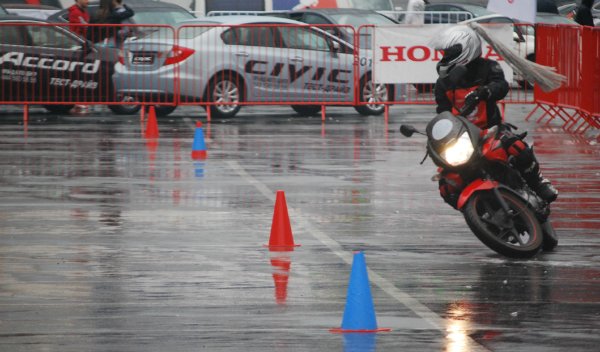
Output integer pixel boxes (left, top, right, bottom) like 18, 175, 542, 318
261, 8, 399, 48
47, 0, 195, 114
592, 0, 600, 25
0, 15, 122, 114
114, 16, 392, 117
558, 2, 577, 20
424, 3, 494, 23
2, 3, 60, 19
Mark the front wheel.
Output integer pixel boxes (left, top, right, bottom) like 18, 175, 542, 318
206, 74, 242, 119
291, 105, 321, 116
354, 74, 390, 116
463, 189, 543, 258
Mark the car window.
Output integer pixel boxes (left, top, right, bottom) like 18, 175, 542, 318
328, 13, 397, 26
0, 24, 27, 45
28, 25, 81, 49
302, 13, 329, 25
221, 26, 278, 47
278, 26, 329, 51
348, 0, 393, 11
133, 9, 194, 25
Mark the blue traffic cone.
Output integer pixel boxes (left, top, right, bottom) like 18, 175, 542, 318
191, 121, 207, 160
330, 252, 391, 333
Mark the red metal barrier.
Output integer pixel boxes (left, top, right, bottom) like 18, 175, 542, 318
528, 25, 599, 132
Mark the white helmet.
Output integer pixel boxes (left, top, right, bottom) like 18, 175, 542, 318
431, 25, 482, 78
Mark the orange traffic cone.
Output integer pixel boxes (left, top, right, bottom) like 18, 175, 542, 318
271, 255, 291, 305
144, 106, 159, 138
266, 190, 300, 251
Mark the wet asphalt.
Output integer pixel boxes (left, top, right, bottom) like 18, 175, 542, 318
0, 103, 599, 352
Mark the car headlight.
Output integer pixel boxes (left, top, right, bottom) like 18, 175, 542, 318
441, 132, 474, 166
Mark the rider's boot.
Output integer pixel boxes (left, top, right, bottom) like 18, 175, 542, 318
515, 149, 558, 203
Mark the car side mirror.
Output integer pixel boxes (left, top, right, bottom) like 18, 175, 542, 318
329, 39, 340, 53
400, 125, 417, 137
513, 31, 525, 43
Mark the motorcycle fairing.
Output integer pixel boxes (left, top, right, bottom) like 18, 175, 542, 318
426, 112, 481, 170
457, 179, 498, 210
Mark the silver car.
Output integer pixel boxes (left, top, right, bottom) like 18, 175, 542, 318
113, 16, 391, 117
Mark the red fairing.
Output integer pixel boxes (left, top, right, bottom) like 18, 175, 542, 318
481, 134, 508, 163
457, 179, 499, 209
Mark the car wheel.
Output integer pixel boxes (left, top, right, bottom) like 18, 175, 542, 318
108, 95, 142, 115
154, 105, 177, 117
207, 74, 242, 118
44, 104, 74, 114
354, 74, 389, 116
291, 105, 321, 116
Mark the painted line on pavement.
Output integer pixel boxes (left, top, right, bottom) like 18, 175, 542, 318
227, 160, 490, 352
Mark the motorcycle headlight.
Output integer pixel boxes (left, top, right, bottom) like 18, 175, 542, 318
441, 132, 474, 166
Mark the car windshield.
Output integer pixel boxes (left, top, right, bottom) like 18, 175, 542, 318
347, 0, 393, 11
459, 5, 495, 18
536, 14, 577, 24
132, 8, 194, 25
328, 12, 397, 26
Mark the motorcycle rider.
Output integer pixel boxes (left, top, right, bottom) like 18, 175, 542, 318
431, 25, 558, 208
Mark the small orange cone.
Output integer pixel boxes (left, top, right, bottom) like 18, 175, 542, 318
266, 190, 300, 250
271, 255, 291, 305
144, 106, 159, 138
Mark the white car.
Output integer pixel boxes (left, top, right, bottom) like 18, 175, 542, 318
113, 16, 392, 117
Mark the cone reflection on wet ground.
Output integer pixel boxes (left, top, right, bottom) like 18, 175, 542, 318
270, 253, 291, 305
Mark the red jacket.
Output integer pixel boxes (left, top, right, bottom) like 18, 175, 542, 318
68, 4, 90, 37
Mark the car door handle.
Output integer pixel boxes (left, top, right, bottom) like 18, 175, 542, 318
289, 57, 303, 62
235, 52, 249, 57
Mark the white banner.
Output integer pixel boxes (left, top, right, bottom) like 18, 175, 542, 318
373, 24, 514, 84
487, 0, 536, 24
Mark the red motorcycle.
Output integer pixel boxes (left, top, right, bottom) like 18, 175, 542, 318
400, 93, 557, 259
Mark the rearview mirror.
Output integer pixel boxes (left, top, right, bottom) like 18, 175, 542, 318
400, 125, 418, 137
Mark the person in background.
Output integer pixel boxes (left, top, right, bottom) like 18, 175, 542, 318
89, 0, 135, 47
404, 0, 429, 25
68, 0, 90, 38
574, 0, 595, 26
68, 0, 91, 114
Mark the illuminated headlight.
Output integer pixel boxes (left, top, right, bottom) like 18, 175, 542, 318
441, 132, 474, 166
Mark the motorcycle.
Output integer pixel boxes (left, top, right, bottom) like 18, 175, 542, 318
400, 68, 558, 258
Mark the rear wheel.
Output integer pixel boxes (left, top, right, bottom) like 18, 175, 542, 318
354, 74, 389, 116
108, 95, 142, 115
207, 74, 242, 118
291, 105, 321, 116
541, 220, 558, 251
464, 189, 543, 258
44, 105, 74, 114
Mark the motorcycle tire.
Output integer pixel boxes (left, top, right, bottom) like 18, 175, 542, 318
463, 189, 543, 258
541, 220, 558, 251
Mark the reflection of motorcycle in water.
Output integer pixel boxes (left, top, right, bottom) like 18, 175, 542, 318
400, 69, 557, 258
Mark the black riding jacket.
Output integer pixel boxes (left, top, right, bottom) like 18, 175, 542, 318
434, 57, 509, 128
